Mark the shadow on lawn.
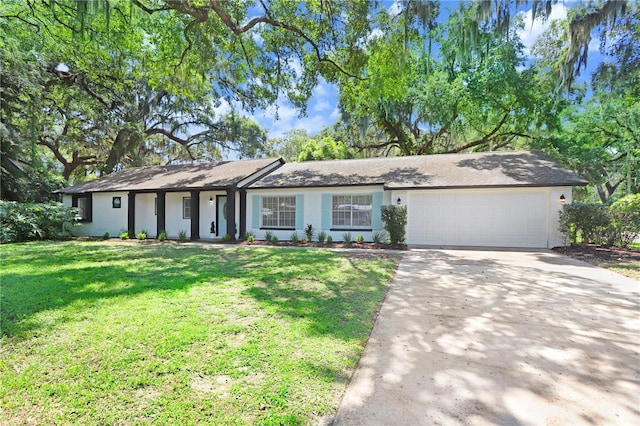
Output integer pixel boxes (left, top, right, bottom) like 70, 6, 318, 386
1, 242, 397, 343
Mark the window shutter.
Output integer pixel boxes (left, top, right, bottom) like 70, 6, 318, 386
321, 194, 331, 230
372, 191, 383, 229
295, 194, 304, 230
252, 195, 260, 228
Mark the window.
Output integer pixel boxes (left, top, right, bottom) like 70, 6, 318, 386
261, 196, 295, 228
112, 197, 121, 208
77, 197, 89, 220
332, 194, 372, 229
73, 194, 92, 222
183, 197, 191, 219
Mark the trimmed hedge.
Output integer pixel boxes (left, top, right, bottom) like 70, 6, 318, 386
381, 205, 407, 244
559, 194, 640, 248
0, 201, 77, 243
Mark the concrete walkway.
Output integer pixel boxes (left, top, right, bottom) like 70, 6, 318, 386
333, 249, 639, 425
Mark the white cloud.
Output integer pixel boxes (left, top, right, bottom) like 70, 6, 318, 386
250, 78, 340, 138
312, 99, 332, 112
518, 3, 568, 56
212, 98, 232, 117
288, 57, 303, 78
387, 0, 401, 16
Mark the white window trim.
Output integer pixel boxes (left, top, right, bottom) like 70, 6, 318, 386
183, 197, 191, 219
331, 193, 373, 230
261, 195, 296, 229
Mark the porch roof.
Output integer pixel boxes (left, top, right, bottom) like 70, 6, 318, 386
56, 158, 283, 194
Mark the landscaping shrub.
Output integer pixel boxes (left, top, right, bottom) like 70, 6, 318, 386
372, 230, 387, 244
326, 235, 333, 244
559, 203, 611, 245
0, 201, 76, 243
136, 231, 147, 240
178, 230, 188, 242
381, 205, 407, 244
120, 231, 129, 240
264, 230, 275, 242
609, 194, 640, 248
102, 232, 110, 240
290, 231, 300, 244
355, 235, 365, 244
304, 224, 314, 242
317, 231, 327, 244
158, 230, 167, 241
342, 232, 352, 245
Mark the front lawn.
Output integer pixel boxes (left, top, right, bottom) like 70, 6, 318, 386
1, 241, 399, 425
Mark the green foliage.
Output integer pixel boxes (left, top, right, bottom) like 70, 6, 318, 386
0, 242, 398, 424
178, 230, 188, 242
290, 232, 300, 244
326, 235, 334, 244
372, 230, 387, 244
119, 232, 129, 240
337, 5, 547, 156
270, 236, 279, 244
157, 231, 167, 242
342, 232, 352, 245
297, 136, 352, 161
0, 201, 76, 243
609, 194, 640, 248
221, 233, 231, 242
558, 204, 611, 245
264, 231, 275, 242
136, 231, 147, 240
317, 231, 327, 244
381, 205, 408, 244
102, 232, 110, 240
355, 235, 365, 244
304, 224, 315, 241
246, 234, 255, 243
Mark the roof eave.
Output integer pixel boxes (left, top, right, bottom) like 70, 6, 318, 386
385, 182, 589, 190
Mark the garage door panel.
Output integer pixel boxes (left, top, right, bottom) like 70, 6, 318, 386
407, 190, 548, 248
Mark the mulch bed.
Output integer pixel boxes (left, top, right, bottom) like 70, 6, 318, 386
552, 244, 640, 263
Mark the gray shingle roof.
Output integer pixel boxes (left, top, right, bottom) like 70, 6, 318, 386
56, 158, 283, 194
249, 151, 587, 189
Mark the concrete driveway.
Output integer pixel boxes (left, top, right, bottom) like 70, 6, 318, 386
333, 249, 639, 425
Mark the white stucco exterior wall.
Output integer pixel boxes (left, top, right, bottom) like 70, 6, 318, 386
547, 186, 573, 248
135, 193, 157, 237
165, 192, 191, 238
199, 191, 224, 238
246, 186, 386, 242
64, 192, 129, 237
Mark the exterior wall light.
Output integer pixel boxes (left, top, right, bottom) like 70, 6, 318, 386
396, 197, 402, 205
559, 194, 566, 205
209, 196, 214, 205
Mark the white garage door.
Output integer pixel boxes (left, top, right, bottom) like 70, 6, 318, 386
407, 189, 548, 248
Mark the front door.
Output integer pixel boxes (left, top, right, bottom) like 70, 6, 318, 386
217, 196, 227, 237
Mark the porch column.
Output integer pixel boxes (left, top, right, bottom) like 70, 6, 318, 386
226, 188, 236, 241
190, 190, 200, 240
156, 191, 166, 235
239, 189, 247, 240
127, 192, 136, 236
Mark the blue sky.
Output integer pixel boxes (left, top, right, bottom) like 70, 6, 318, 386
215, 1, 605, 143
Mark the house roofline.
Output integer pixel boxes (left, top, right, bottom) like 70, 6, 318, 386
384, 182, 589, 190
247, 182, 385, 190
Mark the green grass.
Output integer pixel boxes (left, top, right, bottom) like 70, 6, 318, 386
1, 241, 399, 425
